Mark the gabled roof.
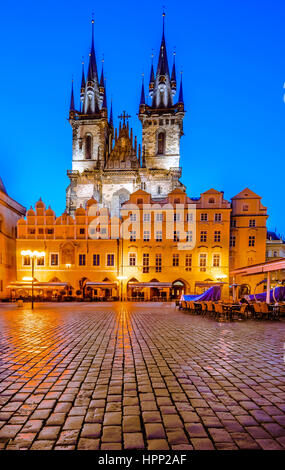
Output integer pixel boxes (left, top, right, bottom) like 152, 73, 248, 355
202, 188, 222, 195
131, 189, 150, 196
168, 187, 185, 195
232, 188, 261, 200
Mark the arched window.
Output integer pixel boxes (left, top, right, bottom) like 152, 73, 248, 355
85, 135, 92, 159
157, 132, 165, 155
157, 186, 161, 195
208, 198, 215, 204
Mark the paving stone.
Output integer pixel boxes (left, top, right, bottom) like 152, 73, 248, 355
123, 416, 141, 433
0, 303, 284, 451
38, 426, 61, 440
101, 426, 122, 443
191, 438, 215, 450
145, 423, 166, 439
142, 411, 162, 423
147, 439, 169, 450
124, 432, 144, 449
185, 423, 208, 438
31, 440, 54, 450
77, 438, 100, 450
103, 412, 121, 426
256, 439, 283, 450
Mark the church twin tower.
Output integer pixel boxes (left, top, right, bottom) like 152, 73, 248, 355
67, 16, 185, 216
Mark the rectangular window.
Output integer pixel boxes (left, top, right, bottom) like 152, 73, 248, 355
249, 219, 256, 227
185, 254, 192, 271
130, 213, 137, 222
23, 255, 31, 266
143, 213, 150, 222
214, 231, 221, 243
143, 253, 149, 273
200, 231, 207, 242
215, 213, 222, 222
37, 256, 45, 266
155, 230, 162, 242
173, 213, 180, 222
249, 236, 255, 247
38, 228, 44, 234
173, 231, 180, 242
28, 228, 36, 235
231, 219, 236, 228
47, 229, 54, 235
156, 213, 163, 222
50, 253, 59, 266
79, 228, 85, 235
199, 254, 207, 272
173, 254, 179, 267
130, 231, 136, 242
143, 231, 150, 242
93, 254, 100, 266
155, 254, 162, 273
201, 213, 208, 221
243, 205, 249, 211
129, 253, 136, 266
213, 254, 220, 267
79, 254, 86, 266
230, 235, 236, 247
107, 254, 115, 266
186, 231, 193, 242
186, 213, 193, 222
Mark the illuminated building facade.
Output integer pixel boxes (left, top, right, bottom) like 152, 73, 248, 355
4, 17, 270, 301
0, 178, 25, 299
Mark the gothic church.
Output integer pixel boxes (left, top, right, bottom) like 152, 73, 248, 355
66, 16, 185, 217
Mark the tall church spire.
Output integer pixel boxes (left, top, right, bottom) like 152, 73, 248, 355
140, 75, 145, 105
69, 79, 75, 113
82, 18, 101, 115
149, 12, 173, 109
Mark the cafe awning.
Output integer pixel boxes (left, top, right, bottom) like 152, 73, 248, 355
128, 282, 172, 288
85, 282, 117, 288
230, 258, 285, 276
195, 281, 226, 287
8, 281, 69, 289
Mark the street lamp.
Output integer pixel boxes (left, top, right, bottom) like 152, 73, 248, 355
21, 250, 45, 309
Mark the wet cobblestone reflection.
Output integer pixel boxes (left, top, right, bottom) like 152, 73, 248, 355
0, 302, 284, 450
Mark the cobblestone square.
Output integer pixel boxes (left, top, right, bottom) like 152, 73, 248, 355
0, 302, 284, 450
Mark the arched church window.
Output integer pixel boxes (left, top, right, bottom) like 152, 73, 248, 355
157, 186, 161, 195
157, 132, 165, 155
208, 198, 215, 204
85, 135, 92, 160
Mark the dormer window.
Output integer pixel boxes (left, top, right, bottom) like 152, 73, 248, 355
243, 205, 249, 211
137, 198, 143, 205
209, 198, 215, 204
157, 132, 165, 155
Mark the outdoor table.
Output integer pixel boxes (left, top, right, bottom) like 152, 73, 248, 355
221, 304, 233, 321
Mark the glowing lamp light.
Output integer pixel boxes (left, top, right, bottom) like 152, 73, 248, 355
22, 277, 33, 281
117, 276, 127, 281
21, 250, 45, 258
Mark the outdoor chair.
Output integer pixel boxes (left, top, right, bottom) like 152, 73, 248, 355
200, 302, 208, 315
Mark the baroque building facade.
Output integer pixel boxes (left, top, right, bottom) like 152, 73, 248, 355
8, 17, 269, 301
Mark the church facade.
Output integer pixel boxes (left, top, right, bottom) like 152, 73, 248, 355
66, 18, 185, 218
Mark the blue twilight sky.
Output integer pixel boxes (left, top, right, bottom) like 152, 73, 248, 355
0, 0, 284, 233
